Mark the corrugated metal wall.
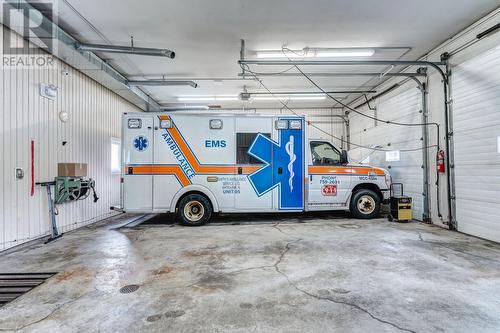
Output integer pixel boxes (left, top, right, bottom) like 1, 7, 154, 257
451, 45, 500, 242
0, 25, 141, 251
349, 85, 425, 220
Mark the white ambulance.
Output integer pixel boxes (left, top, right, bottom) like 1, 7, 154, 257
121, 112, 391, 225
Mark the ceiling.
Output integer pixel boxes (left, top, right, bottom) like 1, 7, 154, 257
54, 0, 499, 109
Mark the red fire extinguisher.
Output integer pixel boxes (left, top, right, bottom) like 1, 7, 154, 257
437, 149, 445, 173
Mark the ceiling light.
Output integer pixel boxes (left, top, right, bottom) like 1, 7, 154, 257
252, 94, 328, 101
182, 105, 210, 110
177, 96, 238, 102
162, 105, 210, 110
256, 48, 375, 59
256, 52, 305, 59
215, 97, 239, 101
313, 50, 375, 57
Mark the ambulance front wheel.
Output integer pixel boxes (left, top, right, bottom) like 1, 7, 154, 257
350, 189, 381, 219
178, 194, 212, 226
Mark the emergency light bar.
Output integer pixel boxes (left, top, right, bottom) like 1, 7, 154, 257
275, 119, 302, 130
289, 120, 302, 129
275, 120, 288, 130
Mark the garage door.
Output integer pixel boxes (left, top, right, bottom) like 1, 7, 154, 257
452, 46, 500, 242
349, 87, 425, 220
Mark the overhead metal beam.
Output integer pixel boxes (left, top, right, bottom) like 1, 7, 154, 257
239, 60, 446, 80
248, 90, 376, 95
128, 80, 198, 88
76, 43, 175, 58
238, 72, 426, 77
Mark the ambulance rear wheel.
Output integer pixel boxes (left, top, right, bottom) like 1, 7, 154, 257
178, 194, 212, 226
350, 189, 380, 219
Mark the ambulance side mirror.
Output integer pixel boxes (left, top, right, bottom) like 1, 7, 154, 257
340, 150, 349, 165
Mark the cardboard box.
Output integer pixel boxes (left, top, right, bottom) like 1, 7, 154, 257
58, 163, 87, 177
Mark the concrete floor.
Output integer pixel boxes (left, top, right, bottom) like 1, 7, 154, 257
1, 213, 500, 333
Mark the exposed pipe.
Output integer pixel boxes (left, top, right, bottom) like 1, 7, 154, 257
128, 80, 198, 88
239, 60, 447, 82
132, 77, 256, 81
2, 0, 161, 111
76, 43, 175, 58
238, 72, 426, 80
248, 90, 376, 95
237, 72, 426, 77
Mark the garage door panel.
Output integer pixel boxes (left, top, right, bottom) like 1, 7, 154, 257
349, 85, 424, 219
452, 45, 500, 242
457, 201, 500, 222
356, 131, 422, 151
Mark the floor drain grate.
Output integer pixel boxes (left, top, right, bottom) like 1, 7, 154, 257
0, 272, 57, 307
120, 284, 140, 294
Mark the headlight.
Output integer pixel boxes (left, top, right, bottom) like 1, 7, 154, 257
385, 172, 392, 188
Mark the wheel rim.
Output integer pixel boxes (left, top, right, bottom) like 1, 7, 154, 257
184, 201, 204, 222
357, 195, 376, 215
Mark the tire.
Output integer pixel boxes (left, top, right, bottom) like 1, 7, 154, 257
178, 194, 212, 226
350, 189, 381, 219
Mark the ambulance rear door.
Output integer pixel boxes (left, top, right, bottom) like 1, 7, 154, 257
122, 115, 154, 211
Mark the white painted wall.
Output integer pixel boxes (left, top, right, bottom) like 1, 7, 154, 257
347, 8, 500, 230
0, 25, 141, 251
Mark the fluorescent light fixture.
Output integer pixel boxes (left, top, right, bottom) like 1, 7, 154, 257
162, 105, 210, 110
257, 52, 305, 59
497, 136, 500, 154
182, 105, 210, 110
314, 50, 375, 57
252, 94, 327, 101
215, 97, 239, 101
256, 48, 375, 59
178, 96, 238, 102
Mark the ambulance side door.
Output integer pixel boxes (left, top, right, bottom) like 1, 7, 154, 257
233, 118, 273, 211
122, 116, 154, 211
308, 141, 351, 209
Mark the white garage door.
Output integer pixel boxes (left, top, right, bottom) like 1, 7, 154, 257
349, 87, 425, 220
452, 46, 500, 242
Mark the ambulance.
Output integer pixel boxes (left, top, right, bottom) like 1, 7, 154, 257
121, 112, 391, 225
